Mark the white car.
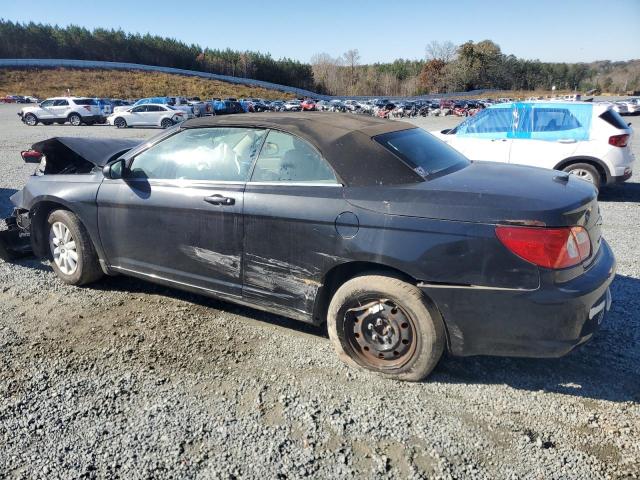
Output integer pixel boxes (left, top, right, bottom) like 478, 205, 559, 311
114, 97, 194, 118
432, 101, 634, 189
615, 99, 640, 115
283, 100, 302, 111
107, 104, 187, 129
18, 97, 103, 126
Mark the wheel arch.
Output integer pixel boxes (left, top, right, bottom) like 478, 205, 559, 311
315, 260, 452, 354
554, 156, 611, 184
28, 198, 102, 266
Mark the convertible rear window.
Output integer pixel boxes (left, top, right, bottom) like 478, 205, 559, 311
374, 128, 469, 178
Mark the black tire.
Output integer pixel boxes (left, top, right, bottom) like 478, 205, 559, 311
47, 210, 103, 286
161, 118, 174, 129
114, 117, 127, 129
562, 162, 601, 190
327, 274, 445, 381
68, 113, 82, 126
23, 113, 38, 126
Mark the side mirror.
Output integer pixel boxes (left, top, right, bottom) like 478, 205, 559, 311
103, 159, 126, 179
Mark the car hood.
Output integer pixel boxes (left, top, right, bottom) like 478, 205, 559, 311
29, 137, 142, 173
344, 161, 597, 226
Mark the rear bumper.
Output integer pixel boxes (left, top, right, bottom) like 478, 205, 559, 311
611, 168, 633, 184
421, 239, 616, 357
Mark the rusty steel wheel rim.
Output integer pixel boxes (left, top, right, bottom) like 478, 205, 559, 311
343, 298, 416, 369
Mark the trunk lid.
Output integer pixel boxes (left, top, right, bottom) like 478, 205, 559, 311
345, 161, 599, 229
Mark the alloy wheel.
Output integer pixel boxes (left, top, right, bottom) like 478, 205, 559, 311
569, 168, 595, 184
49, 221, 78, 275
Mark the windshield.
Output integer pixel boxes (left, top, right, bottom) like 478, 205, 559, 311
374, 128, 470, 178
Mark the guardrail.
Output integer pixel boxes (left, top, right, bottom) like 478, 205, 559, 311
0, 58, 496, 100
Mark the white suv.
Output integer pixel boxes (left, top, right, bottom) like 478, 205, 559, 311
18, 97, 104, 126
432, 101, 634, 189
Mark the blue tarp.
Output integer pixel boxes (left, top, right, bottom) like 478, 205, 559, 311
455, 102, 593, 141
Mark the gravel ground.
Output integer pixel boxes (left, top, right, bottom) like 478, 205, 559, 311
0, 104, 639, 479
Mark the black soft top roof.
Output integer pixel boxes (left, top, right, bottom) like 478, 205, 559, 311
182, 113, 424, 186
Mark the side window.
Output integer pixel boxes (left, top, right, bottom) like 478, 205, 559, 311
53, 100, 69, 106
131, 106, 147, 113
457, 108, 514, 137
147, 105, 162, 112
40, 100, 54, 107
251, 130, 337, 183
533, 108, 581, 132
130, 127, 267, 181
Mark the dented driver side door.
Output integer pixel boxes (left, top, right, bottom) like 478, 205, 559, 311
98, 127, 267, 297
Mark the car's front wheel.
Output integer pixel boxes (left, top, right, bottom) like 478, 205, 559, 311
327, 274, 445, 381
47, 210, 103, 286
563, 163, 601, 190
23, 113, 38, 126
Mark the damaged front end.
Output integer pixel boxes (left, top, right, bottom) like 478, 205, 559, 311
0, 203, 32, 261
1, 136, 142, 261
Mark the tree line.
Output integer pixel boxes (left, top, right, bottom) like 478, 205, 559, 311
312, 41, 640, 96
0, 20, 315, 90
1, 20, 637, 96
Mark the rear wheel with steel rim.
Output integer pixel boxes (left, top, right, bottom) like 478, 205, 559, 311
47, 210, 103, 285
161, 118, 174, 129
24, 113, 38, 126
327, 274, 445, 381
68, 113, 82, 126
563, 162, 601, 190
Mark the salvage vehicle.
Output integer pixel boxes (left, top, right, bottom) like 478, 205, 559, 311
432, 101, 635, 190
107, 104, 187, 128
0, 114, 615, 381
18, 97, 104, 126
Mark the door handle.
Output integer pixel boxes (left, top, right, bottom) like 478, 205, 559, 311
204, 194, 235, 206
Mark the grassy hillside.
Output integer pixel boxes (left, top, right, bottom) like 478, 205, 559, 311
0, 68, 297, 100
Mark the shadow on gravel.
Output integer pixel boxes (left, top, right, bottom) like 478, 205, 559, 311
599, 182, 640, 203
433, 273, 640, 403
0, 188, 18, 217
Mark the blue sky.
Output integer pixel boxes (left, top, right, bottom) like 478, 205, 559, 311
1, 0, 639, 63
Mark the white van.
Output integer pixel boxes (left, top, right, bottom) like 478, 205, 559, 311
432, 101, 634, 189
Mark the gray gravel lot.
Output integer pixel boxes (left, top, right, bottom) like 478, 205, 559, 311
0, 104, 639, 479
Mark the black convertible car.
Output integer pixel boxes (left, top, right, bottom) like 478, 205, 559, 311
0, 113, 615, 381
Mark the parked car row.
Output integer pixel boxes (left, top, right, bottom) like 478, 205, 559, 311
1, 94, 40, 103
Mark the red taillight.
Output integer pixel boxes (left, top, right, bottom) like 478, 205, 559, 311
20, 149, 43, 161
608, 134, 629, 147
495, 226, 591, 269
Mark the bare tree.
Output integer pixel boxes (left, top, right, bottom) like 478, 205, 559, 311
425, 40, 457, 63
343, 49, 360, 94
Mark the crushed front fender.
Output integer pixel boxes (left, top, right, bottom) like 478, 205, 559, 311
0, 210, 32, 260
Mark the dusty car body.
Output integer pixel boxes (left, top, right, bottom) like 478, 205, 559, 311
0, 113, 615, 381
